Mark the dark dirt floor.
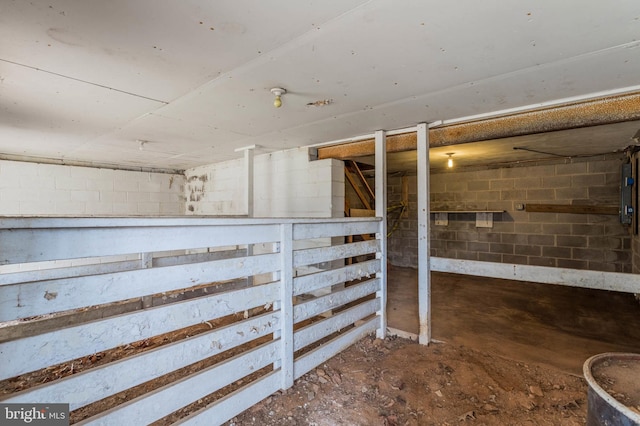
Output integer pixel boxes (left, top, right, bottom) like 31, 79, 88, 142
387, 266, 640, 375
228, 335, 587, 426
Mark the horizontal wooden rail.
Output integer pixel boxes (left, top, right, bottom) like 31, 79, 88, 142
525, 203, 618, 215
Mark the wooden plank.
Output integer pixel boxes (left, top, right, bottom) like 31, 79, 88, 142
350, 161, 375, 203
279, 224, 294, 389
5, 311, 280, 410
374, 130, 387, 340
0, 260, 141, 286
152, 249, 245, 267
345, 167, 373, 210
317, 93, 640, 158
316, 132, 417, 160
0, 282, 280, 380
293, 240, 379, 267
292, 220, 379, 240
0, 224, 280, 265
417, 123, 431, 345
78, 341, 278, 425
174, 371, 281, 426
349, 208, 375, 217
293, 298, 379, 351
525, 203, 618, 215
431, 257, 640, 293
293, 278, 380, 323
0, 253, 280, 321
294, 316, 379, 379
293, 259, 380, 296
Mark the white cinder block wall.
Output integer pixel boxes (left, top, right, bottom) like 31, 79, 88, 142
185, 147, 344, 218
0, 160, 185, 216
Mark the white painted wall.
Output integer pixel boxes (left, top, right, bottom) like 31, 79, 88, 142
0, 160, 185, 216
185, 147, 344, 218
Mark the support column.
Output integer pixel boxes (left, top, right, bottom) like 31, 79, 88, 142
375, 130, 387, 339
279, 223, 294, 389
417, 123, 431, 345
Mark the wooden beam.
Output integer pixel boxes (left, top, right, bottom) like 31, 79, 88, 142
349, 161, 375, 203
345, 166, 373, 210
316, 92, 640, 160
525, 203, 619, 215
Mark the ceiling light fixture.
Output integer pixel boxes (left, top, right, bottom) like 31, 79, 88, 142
270, 87, 286, 108
446, 153, 454, 168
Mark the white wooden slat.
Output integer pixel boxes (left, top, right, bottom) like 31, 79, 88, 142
0, 217, 379, 229
4, 311, 280, 410
292, 220, 379, 240
293, 298, 380, 351
174, 370, 281, 426
293, 240, 379, 268
279, 224, 294, 389
0, 260, 141, 286
0, 253, 279, 321
294, 316, 379, 380
293, 278, 380, 324
0, 224, 279, 264
431, 257, 640, 293
0, 282, 280, 380
79, 341, 279, 426
293, 259, 380, 296
152, 249, 245, 267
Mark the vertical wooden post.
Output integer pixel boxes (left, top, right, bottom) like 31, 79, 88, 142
279, 223, 294, 389
375, 130, 387, 339
417, 123, 431, 345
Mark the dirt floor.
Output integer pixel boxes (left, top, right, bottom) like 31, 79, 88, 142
228, 335, 587, 426
388, 266, 640, 375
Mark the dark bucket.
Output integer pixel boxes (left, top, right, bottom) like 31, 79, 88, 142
583, 353, 640, 426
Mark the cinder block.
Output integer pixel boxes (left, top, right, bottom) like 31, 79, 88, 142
468, 180, 490, 191
490, 243, 514, 254
503, 254, 528, 265
556, 235, 587, 247
557, 259, 588, 270
555, 187, 588, 200
572, 247, 604, 262
526, 188, 555, 201
501, 233, 528, 245
543, 246, 572, 259
528, 234, 555, 246
556, 162, 587, 175
490, 179, 514, 190
529, 256, 556, 267
542, 175, 571, 188
55, 176, 86, 190
542, 223, 571, 235
478, 252, 502, 262
571, 174, 605, 187
571, 224, 604, 236
515, 244, 541, 256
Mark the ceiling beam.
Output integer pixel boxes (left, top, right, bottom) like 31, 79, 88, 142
317, 92, 640, 160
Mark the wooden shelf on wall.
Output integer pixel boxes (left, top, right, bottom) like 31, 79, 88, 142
430, 211, 505, 228
525, 204, 619, 215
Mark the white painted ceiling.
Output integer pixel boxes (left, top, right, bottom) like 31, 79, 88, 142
1, 0, 639, 172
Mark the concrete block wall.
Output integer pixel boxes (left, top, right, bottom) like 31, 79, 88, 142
185, 147, 344, 218
388, 153, 631, 273
0, 160, 185, 216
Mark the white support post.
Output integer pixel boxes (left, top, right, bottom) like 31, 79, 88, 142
234, 145, 257, 217
375, 130, 387, 340
236, 145, 256, 285
417, 123, 431, 345
279, 223, 294, 389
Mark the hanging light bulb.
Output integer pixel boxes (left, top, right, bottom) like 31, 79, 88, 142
446, 153, 454, 168
270, 88, 286, 108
